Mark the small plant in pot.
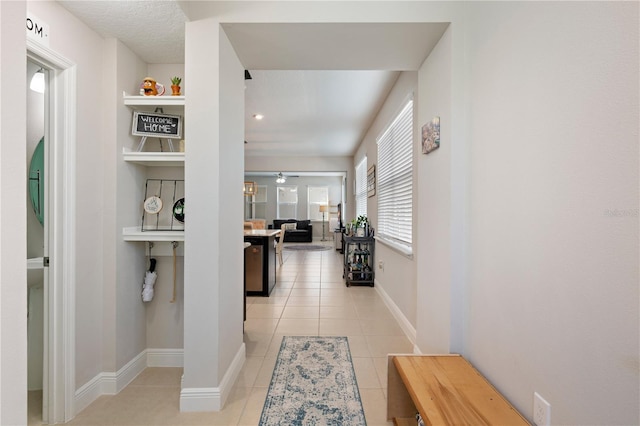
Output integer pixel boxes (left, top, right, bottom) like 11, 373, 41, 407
355, 215, 369, 237
170, 76, 182, 96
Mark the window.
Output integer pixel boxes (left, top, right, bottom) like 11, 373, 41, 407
376, 98, 413, 254
277, 185, 298, 219
355, 157, 367, 217
245, 185, 267, 219
308, 186, 329, 221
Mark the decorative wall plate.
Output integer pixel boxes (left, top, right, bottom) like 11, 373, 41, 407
173, 198, 185, 223
143, 196, 163, 214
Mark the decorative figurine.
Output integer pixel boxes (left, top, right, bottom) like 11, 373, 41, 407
141, 77, 165, 96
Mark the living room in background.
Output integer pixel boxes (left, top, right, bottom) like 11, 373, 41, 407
277, 185, 298, 219
355, 156, 367, 217
245, 184, 267, 219
307, 186, 329, 221
376, 98, 414, 255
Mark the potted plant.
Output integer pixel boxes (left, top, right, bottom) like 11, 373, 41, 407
170, 76, 182, 96
355, 215, 368, 237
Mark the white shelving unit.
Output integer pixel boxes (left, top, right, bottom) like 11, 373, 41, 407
123, 94, 184, 106
122, 150, 185, 167
123, 94, 185, 243
122, 227, 184, 242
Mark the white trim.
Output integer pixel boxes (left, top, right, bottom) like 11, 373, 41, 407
27, 39, 77, 424
147, 348, 184, 367
73, 373, 104, 415
74, 349, 145, 415
115, 350, 147, 394
74, 348, 185, 414
179, 343, 246, 412
374, 235, 414, 259
374, 280, 416, 344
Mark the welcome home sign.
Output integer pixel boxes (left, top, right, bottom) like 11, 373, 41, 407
132, 111, 182, 139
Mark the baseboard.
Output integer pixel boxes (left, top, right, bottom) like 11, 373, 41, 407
374, 280, 417, 344
74, 372, 104, 415
147, 348, 184, 367
180, 343, 246, 412
75, 348, 183, 415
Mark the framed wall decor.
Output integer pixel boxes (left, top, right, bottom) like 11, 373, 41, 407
422, 116, 440, 154
367, 165, 376, 197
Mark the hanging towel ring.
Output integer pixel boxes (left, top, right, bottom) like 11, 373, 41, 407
170, 241, 178, 303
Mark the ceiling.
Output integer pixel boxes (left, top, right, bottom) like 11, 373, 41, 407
57, 1, 448, 158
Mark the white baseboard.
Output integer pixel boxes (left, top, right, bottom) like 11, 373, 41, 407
180, 343, 245, 412
75, 348, 184, 415
374, 280, 417, 345
147, 348, 184, 367
74, 373, 104, 415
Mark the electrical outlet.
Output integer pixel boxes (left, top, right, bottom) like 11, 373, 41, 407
533, 392, 551, 426
378, 260, 384, 271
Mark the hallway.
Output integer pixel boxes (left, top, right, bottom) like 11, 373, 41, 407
37, 243, 412, 425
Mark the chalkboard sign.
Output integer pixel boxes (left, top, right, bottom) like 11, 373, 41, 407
132, 111, 182, 139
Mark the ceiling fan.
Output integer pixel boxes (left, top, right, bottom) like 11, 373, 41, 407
274, 172, 299, 183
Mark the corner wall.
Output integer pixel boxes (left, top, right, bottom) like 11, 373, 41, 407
416, 26, 452, 353
463, 2, 639, 423
0, 1, 28, 423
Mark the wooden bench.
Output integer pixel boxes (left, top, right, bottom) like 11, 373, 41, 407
387, 354, 529, 425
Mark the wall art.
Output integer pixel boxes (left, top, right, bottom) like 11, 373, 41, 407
422, 116, 440, 154
367, 165, 376, 197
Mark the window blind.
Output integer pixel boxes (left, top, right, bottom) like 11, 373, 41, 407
355, 157, 367, 217
376, 99, 413, 249
308, 186, 329, 221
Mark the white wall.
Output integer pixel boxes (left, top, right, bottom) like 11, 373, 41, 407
0, 1, 28, 423
416, 26, 452, 354
354, 72, 419, 332
182, 17, 246, 411
27, 0, 108, 392
462, 2, 638, 424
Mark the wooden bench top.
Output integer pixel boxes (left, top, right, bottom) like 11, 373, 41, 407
392, 355, 529, 425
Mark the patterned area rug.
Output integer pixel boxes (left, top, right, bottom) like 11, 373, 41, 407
284, 244, 332, 251
259, 336, 367, 426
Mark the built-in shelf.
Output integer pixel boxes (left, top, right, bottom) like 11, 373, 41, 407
123, 94, 185, 106
122, 150, 184, 166
123, 227, 184, 242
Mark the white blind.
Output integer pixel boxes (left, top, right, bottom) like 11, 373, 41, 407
277, 186, 298, 219
308, 186, 329, 221
376, 99, 413, 248
355, 157, 367, 217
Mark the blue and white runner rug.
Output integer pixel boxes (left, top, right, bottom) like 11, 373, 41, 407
259, 336, 367, 426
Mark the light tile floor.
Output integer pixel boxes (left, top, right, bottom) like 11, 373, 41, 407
30, 243, 412, 425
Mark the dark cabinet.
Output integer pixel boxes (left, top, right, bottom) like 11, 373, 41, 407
343, 236, 375, 287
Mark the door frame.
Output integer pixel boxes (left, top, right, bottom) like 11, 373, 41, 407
27, 40, 76, 424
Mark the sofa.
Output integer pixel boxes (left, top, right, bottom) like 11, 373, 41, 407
272, 219, 313, 243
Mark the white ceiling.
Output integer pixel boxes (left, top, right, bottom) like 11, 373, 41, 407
57, 1, 448, 158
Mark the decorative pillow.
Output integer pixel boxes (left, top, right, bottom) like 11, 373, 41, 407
283, 223, 297, 231
296, 220, 309, 230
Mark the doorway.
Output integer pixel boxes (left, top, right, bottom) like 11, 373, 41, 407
26, 59, 48, 424
27, 41, 77, 424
